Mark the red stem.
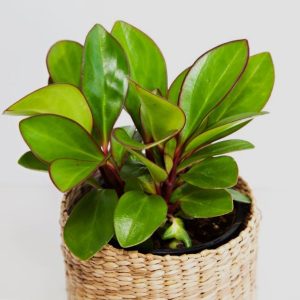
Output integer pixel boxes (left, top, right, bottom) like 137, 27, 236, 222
100, 162, 124, 196
163, 148, 182, 214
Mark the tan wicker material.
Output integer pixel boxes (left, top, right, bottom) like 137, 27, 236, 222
60, 178, 260, 300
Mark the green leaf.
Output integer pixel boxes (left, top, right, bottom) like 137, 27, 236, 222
82, 24, 129, 148
181, 156, 238, 189
209, 111, 267, 129
167, 68, 189, 105
120, 158, 149, 178
178, 139, 254, 172
127, 149, 168, 182
111, 126, 135, 167
112, 21, 167, 131
226, 188, 251, 204
19, 115, 104, 163
114, 191, 167, 247
123, 175, 156, 194
4, 84, 93, 132
46, 40, 83, 87
208, 52, 275, 125
164, 154, 173, 174
64, 189, 118, 260
120, 157, 155, 194
176, 185, 233, 218
184, 112, 264, 154
18, 151, 48, 171
179, 40, 249, 143
113, 126, 177, 151
131, 82, 185, 142
164, 138, 177, 159
162, 217, 192, 248
50, 159, 102, 192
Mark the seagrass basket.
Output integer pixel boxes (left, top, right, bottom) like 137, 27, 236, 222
60, 178, 260, 300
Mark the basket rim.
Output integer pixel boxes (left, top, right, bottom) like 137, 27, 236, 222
61, 177, 260, 260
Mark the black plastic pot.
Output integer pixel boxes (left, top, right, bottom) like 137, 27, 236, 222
111, 201, 250, 256
153, 202, 250, 255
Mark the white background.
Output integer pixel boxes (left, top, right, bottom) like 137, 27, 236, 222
0, 0, 299, 299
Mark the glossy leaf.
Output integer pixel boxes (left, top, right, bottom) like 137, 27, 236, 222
113, 126, 176, 151
209, 111, 267, 129
114, 191, 167, 247
123, 175, 156, 194
112, 21, 167, 130
50, 159, 102, 192
184, 112, 264, 154
162, 217, 192, 248
164, 154, 173, 174
127, 149, 168, 182
4, 84, 93, 132
167, 68, 189, 105
176, 185, 233, 218
181, 156, 238, 189
120, 157, 154, 194
18, 151, 48, 171
226, 188, 251, 204
82, 24, 129, 148
111, 126, 135, 167
179, 40, 249, 143
64, 189, 118, 260
164, 138, 177, 159
178, 139, 254, 172
208, 52, 275, 125
131, 82, 185, 142
120, 158, 149, 179
19, 115, 104, 162
47, 40, 83, 87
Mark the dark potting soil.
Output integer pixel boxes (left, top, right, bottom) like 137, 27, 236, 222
110, 202, 250, 255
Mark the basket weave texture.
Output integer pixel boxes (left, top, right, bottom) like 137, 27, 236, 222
61, 178, 260, 300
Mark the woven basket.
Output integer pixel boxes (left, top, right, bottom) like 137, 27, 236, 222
60, 178, 260, 300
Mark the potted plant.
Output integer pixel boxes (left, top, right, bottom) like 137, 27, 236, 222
4, 21, 274, 299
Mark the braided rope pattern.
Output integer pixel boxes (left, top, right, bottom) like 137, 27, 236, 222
61, 178, 260, 300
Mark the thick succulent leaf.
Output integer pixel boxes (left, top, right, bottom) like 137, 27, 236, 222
179, 40, 249, 143
184, 112, 264, 154
4, 84, 93, 132
111, 126, 135, 167
164, 138, 177, 159
120, 158, 149, 178
50, 159, 102, 192
46, 40, 83, 87
167, 68, 189, 105
114, 191, 167, 247
64, 189, 118, 260
164, 154, 173, 174
226, 188, 251, 204
131, 82, 185, 142
178, 139, 254, 172
120, 157, 155, 193
111, 21, 167, 130
113, 127, 176, 151
174, 185, 233, 218
209, 111, 267, 129
82, 24, 129, 147
181, 156, 238, 189
123, 175, 156, 194
127, 149, 168, 182
162, 217, 191, 248
18, 151, 48, 171
208, 52, 275, 125
19, 115, 104, 162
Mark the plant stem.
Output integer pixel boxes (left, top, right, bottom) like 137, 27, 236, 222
163, 148, 182, 214
100, 162, 124, 196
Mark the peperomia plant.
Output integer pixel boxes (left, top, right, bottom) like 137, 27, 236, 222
4, 21, 274, 260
